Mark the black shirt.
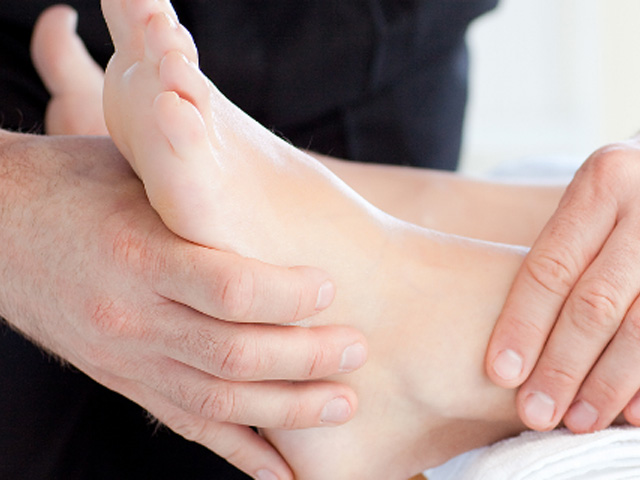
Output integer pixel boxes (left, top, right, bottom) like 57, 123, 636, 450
0, 0, 497, 169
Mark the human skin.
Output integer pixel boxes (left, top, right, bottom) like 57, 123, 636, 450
33, 2, 640, 477
96, 1, 535, 478
31, 6, 565, 250
488, 137, 640, 434
0, 128, 372, 476
100, 2, 640, 446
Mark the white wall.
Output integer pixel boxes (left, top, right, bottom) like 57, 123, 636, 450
460, 0, 640, 174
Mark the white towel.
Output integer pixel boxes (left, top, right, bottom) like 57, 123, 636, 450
425, 426, 640, 480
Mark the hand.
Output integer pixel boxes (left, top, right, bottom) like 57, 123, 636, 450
0, 132, 367, 479
486, 137, 640, 434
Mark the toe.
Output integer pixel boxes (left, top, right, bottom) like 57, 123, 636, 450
32, 5, 104, 96
144, 10, 198, 65
158, 51, 211, 119
102, 0, 179, 56
148, 91, 219, 243
153, 90, 214, 164
102, 0, 138, 52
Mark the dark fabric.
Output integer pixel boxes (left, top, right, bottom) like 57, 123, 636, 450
0, 323, 250, 480
0, 1, 497, 478
0, 0, 498, 167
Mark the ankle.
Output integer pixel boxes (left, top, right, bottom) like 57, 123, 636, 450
385, 231, 528, 462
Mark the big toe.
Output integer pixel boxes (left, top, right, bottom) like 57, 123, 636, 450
32, 5, 104, 96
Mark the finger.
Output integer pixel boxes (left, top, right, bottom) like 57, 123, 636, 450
623, 391, 640, 426
486, 161, 619, 388
149, 303, 367, 380
564, 295, 640, 433
142, 356, 358, 428
151, 241, 337, 324
107, 375, 294, 480
516, 215, 640, 431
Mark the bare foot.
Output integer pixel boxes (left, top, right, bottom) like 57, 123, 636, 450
101, 1, 529, 479
31, 5, 107, 135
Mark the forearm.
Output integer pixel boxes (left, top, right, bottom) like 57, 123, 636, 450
315, 153, 565, 246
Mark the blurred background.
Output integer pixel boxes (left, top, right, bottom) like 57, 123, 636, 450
460, 0, 640, 175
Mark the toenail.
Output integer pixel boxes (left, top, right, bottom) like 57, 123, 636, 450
566, 400, 599, 432
321, 397, 351, 424
492, 349, 523, 381
523, 391, 556, 429
339, 343, 367, 373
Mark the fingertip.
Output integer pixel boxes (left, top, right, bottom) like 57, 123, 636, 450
517, 389, 559, 431
564, 399, 599, 434
339, 341, 367, 373
256, 469, 290, 480
315, 280, 335, 311
488, 348, 525, 387
624, 394, 640, 426
288, 265, 334, 321
320, 395, 355, 425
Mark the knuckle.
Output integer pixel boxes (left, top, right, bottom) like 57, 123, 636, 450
281, 400, 305, 429
568, 283, 620, 336
524, 251, 576, 297
192, 385, 241, 422
164, 412, 210, 444
222, 444, 250, 469
582, 145, 636, 200
304, 345, 325, 378
214, 335, 260, 380
110, 224, 154, 272
217, 264, 256, 321
623, 312, 640, 344
588, 375, 623, 409
505, 313, 548, 340
537, 363, 581, 390
88, 298, 133, 338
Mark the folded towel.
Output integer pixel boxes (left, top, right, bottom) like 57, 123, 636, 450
425, 426, 640, 480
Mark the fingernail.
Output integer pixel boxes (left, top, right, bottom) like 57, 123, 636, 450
628, 394, 640, 421
315, 280, 335, 310
493, 349, 523, 381
321, 397, 351, 424
339, 343, 367, 373
523, 391, 556, 429
256, 470, 278, 480
566, 400, 599, 432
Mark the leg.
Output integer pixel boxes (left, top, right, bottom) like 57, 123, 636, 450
102, 1, 528, 478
